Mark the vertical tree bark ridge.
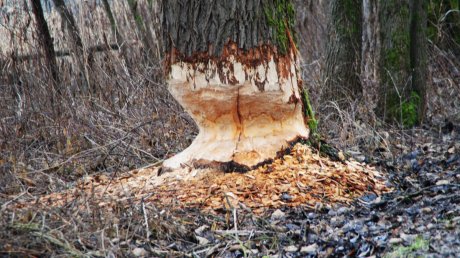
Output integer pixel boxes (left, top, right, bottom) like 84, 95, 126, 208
102, 0, 133, 73
52, 0, 91, 92
162, 0, 296, 59
126, 0, 157, 61
31, 0, 60, 86
161, 0, 309, 170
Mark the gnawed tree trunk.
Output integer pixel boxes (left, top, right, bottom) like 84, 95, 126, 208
161, 0, 309, 170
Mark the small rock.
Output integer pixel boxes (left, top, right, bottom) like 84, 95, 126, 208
249, 249, 259, 255
400, 233, 417, 243
300, 243, 318, 254
355, 155, 366, 162
337, 207, 349, 215
421, 207, 432, 213
271, 209, 285, 220
281, 193, 293, 202
427, 223, 435, 229
360, 193, 378, 203
307, 212, 317, 219
284, 245, 298, 252
194, 225, 209, 235
132, 247, 148, 257
327, 210, 337, 216
416, 226, 426, 232
286, 223, 300, 231
436, 180, 450, 185
196, 236, 210, 245
389, 238, 403, 244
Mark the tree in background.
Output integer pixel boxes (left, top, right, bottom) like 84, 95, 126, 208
377, 0, 427, 127
323, 0, 362, 108
161, 0, 312, 170
324, 0, 428, 127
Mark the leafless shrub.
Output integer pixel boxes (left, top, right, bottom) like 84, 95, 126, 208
0, 0, 196, 197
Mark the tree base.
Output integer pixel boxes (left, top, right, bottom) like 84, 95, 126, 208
163, 54, 309, 170
163, 83, 308, 170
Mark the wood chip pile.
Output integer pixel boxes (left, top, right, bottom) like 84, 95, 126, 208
25, 143, 389, 214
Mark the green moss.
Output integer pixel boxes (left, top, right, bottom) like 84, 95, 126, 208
387, 91, 421, 128
264, 0, 296, 54
385, 235, 429, 258
302, 88, 318, 135
339, 0, 361, 36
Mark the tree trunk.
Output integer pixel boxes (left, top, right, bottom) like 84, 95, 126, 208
410, 0, 428, 123
323, 0, 362, 107
377, 0, 427, 127
31, 0, 60, 86
161, 0, 309, 170
102, 0, 124, 45
52, 0, 91, 92
102, 0, 133, 72
360, 0, 380, 124
127, 0, 157, 61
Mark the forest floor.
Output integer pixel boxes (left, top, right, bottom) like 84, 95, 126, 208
1, 121, 459, 257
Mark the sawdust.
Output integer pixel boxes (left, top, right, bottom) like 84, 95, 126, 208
19, 143, 389, 214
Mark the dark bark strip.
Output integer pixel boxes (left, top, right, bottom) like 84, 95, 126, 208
162, 0, 296, 59
409, 0, 427, 123
31, 0, 60, 86
52, 0, 84, 54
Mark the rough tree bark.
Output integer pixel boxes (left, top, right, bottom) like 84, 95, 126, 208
127, 0, 157, 61
102, 0, 133, 72
161, 0, 310, 170
52, 0, 91, 92
410, 0, 428, 122
323, 0, 362, 106
31, 0, 60, 87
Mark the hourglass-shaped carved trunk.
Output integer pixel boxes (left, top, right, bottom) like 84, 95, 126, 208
161, 0, 310, 170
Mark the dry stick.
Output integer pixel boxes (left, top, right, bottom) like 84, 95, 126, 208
142, 199, 150, 239
1, 191, 28, 211
213, 230, 271, 236
10, 43, 121, 62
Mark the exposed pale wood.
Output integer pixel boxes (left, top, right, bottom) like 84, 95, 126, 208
163, 50, 308, 169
